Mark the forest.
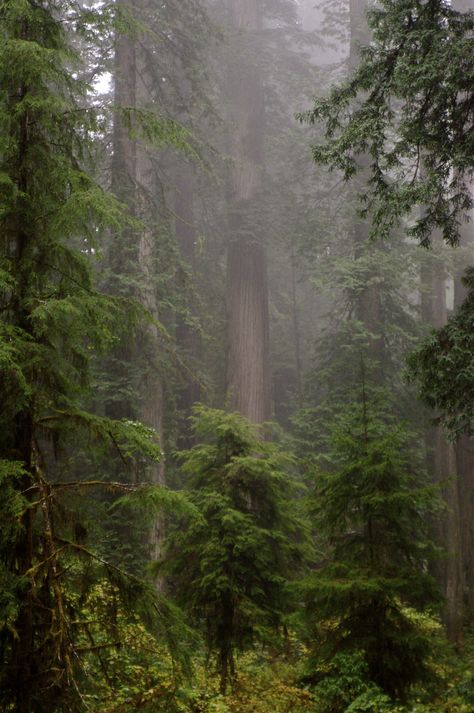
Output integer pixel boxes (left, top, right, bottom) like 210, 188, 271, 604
1, 0, 474, 711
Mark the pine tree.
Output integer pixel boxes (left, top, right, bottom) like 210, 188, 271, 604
303, 390, 442, 701
159, 405, 305, 693
298, 0, 472, 641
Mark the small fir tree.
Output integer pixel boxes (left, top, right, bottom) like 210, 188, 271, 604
303, 390, 442, 702
159, 405, 305, 693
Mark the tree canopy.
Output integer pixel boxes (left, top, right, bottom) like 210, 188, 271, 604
301, 0, 474, 246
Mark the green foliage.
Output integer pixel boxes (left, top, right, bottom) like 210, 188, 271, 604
0, 0, 190, 709
160, 405, 306, 692
302, 394, 442, 701
310, 653, 393, 713
182, 646, 314, 713
0, 461, 29, 638
63, 579, 195, 713
408, 267, 474, 437
300, 0, 474, 246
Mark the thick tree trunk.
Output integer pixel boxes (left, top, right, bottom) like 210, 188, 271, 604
226, 0, 271, 425
227, 238, 271, 423
109, 0, 137, 421
421, 246, 464, 644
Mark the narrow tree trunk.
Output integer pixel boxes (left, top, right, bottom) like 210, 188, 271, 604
226, 0, 271, 425
111, 1, 136, 216
175, 165, 201, 447
290, 242, 303, 408
454, 211, 474, 619
349, 0, 384, 380
421, 245, 464, 644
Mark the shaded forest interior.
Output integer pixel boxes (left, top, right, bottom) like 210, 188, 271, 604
2, 0, 474, 711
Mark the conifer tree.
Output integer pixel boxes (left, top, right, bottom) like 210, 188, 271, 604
160, 405, 305, 693
300, 0, 474, 247
0, 1, 175, 708
303, 391, 442, 701
226, 0, 272, 425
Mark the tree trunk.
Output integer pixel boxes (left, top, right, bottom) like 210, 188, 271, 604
112, 1, 165, 572
290, 241, 303, 409
421, 244, 464, 644
109, 0, 137, 421
454, 212, 474, 619
349, 0, 384, 380
453, 0, 474, 624
135, 37, 166, 564
175, 165, 201, 447
226, 0, 271, 425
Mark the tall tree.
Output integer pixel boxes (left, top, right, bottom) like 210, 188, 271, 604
453, 221, 474, 617
226, 0, 271, 424
301, 0, 474, 246
0, 1, 164, 707
349, 0, 385, 380
110, 0, 173, 565
174, 164, 202, 447
452, 0, 474, 625
302, 0, 474, 632
420, 241, 464, 643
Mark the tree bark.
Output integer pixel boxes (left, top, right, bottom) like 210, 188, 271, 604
226, 0, 271, 425
421, 244, 464, 644
109, 0, 137, 421
135, 36, 166, 565
454, 212, 474, 618
112, 1, 165, 572
453, 0, 474, 624
349, 0, 384, 380
175, 165, 201, 447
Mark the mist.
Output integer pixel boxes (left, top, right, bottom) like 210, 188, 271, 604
1, 0, 474, 710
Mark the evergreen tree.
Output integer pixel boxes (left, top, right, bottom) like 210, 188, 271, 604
298, 0, 470, 640
0, 1, 181, 708
300, 0, 474, 247
160, 405, 305, 693
303, 391, 442, 701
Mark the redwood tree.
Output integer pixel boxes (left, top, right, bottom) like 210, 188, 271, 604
226, 0, 271, 424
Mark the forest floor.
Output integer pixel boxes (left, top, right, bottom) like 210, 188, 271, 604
95, 627, 474, 713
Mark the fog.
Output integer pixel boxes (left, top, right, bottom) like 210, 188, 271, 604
2, 0, 474, 709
